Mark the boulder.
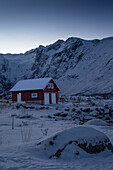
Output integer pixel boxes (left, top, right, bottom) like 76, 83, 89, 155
36, 126, 113, 159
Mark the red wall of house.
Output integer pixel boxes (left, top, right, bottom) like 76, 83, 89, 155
12, 90, 43, 102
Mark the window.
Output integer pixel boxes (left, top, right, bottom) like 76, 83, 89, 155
51, 83, 54, 89
48, 83, 51, 89
48, 83, 54, 89
31, 93, 37, 98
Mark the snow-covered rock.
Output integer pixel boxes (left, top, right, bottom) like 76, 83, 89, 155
85, 119, 109, 126
36, 126, 113, 159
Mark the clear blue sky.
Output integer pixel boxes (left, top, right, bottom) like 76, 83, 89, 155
0, 0, 113, 53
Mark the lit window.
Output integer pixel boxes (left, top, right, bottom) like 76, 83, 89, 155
32, 93, 37, 98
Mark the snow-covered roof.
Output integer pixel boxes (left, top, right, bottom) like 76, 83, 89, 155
10, 77, 52, 92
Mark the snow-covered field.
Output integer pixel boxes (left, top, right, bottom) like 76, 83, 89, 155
0, 99, 113, 170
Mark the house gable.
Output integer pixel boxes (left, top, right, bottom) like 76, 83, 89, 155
44, 79, 59, 92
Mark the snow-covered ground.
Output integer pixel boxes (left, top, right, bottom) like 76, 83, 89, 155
0, 100, 113, 170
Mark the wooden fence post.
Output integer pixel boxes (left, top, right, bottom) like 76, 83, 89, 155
11, 114, 16, 130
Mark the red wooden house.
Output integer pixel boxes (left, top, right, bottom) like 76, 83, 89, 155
10, 77, 59, 104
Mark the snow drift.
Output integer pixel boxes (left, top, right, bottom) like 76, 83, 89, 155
85, 119, 109, 126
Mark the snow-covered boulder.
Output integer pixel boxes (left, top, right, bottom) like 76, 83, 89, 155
85, 119, 109, 126
36, 126, 113, 159
89, 110, 99, 116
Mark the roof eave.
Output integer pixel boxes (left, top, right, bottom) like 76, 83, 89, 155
10, 89, 44, 92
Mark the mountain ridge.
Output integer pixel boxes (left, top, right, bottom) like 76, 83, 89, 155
0, 36, 113, 96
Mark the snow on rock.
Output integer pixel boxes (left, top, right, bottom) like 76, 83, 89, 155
85, 119, 109, 126
36, 126, 113, 159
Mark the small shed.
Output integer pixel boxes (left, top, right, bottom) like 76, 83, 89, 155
10, 77, 59, 104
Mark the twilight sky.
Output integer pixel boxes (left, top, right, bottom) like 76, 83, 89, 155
0, 0, 113, 53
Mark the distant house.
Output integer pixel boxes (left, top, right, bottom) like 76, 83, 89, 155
10, 77, 59, 104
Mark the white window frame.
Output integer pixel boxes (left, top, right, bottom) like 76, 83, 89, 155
48, 83, 51, 89
51, 83, 54, 89
31, 93, 38, 98
48, 83, 54, 89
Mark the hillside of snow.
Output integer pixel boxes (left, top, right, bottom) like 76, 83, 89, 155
0, 37, 113, 95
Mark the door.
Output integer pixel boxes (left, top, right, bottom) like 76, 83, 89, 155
17, 93, 21, 103
51, 93, 56, 104
44, 93, 50, 105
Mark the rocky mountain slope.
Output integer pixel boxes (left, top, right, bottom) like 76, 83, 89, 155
0, 37, 113, 96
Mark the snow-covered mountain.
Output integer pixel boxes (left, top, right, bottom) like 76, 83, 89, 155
0, 37, 113, 96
